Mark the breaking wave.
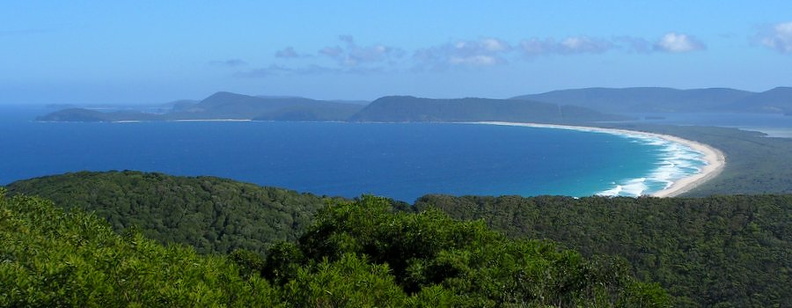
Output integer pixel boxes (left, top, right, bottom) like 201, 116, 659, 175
596, 134, 707, 197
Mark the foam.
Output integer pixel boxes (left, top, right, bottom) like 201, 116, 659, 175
468, 121, 724, 197
595, 135, 708, 197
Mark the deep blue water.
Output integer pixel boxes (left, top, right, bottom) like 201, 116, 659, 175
1, 105, 709, 202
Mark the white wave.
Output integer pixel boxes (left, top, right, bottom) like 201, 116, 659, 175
597, 185, 622, 197
470, 121, 711, 197
595, 133, 708, 197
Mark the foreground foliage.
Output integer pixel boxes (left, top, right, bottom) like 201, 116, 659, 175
0, 189, 669, 307
255, 196, 670, 307
417, 194, 792, 307
0, 188, 278, 307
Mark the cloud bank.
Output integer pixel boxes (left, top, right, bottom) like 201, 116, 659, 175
318, 35, 405, 67
520, 36, 613, 56
413, 38, 512, 70
240, 32, 707, 77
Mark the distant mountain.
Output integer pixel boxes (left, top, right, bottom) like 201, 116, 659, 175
512, 87, 755, 113
349, 96, 626, 123
728, 87, 792, 113
165, 92, 365, 120
37, 92, 366, 122
38, 87, 792, 123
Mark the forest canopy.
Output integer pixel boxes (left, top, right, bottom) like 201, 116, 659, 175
6, 171, 792, 307
0, 189, 670, 307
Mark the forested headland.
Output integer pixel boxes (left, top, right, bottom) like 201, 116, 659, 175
5, 171, 792, 307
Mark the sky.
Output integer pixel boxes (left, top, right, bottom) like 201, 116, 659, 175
2, 1, 792, 105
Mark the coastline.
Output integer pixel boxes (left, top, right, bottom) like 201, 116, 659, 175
474, 121, 726, 198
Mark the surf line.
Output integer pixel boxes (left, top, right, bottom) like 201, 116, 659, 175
467, 121, 726, 197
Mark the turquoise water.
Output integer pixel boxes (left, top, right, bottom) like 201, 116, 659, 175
0, 105, 706, 202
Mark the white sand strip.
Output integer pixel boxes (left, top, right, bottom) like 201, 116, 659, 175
472, 121, 726, 197
172, 119, 253, 122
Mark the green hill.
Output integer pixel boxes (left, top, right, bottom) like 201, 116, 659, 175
349, 95, 625, 123
5, 171, 339, 255
174, 92, 363, 120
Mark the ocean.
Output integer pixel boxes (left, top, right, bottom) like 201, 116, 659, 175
1, 105, 710, 202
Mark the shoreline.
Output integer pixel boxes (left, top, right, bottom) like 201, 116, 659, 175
473, 121, 726, 198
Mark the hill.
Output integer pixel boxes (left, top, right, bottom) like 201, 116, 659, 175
349, 95, 626, 123
171, 92, 363, 121
5, 171, 340, 255
416, 194, 792, 307
728, 86, 792, 113
514, 87, 792, 114
512, 87, 755, 113
37, 92, 365, 122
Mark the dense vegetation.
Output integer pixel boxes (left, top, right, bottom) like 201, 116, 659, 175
6, 171, 339, 255
416, 194, 792, 307
0, 188, 279, 306
0, 189, 669, 307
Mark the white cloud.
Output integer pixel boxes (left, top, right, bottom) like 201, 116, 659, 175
559, 37, 613, 54
318, 35, 405, 67
653, 32, 706, 53
759, 21, 792, 53
519, 36, 613, 56
256, 32, 708, 77
449, 55, 498, 66
613, 36, 654, 53
413, 37, 512, 70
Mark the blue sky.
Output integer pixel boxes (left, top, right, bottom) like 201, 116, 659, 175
2, 1, 792, 105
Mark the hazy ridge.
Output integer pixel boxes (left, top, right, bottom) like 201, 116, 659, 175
37, 86, 792, 123
513, 87, 792, 114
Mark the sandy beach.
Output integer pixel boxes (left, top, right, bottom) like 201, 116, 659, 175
475, 121, 726, 197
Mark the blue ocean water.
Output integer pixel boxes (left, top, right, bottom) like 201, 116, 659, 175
1, 105, 706, 202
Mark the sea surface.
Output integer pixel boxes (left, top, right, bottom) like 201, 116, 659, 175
0, 105, 718, 202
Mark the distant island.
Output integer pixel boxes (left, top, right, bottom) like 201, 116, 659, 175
37, 87, 792, 123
